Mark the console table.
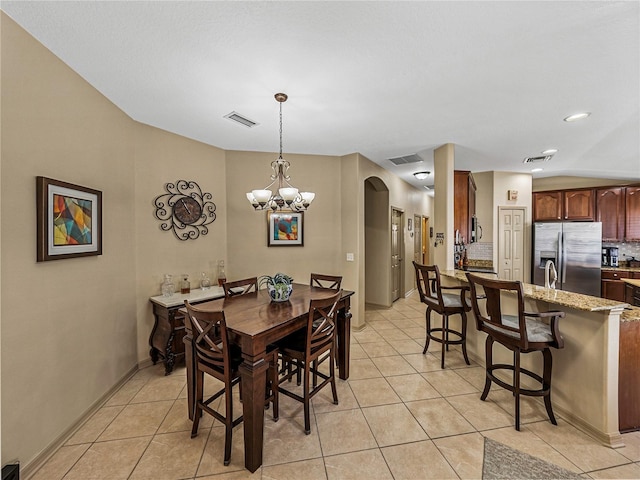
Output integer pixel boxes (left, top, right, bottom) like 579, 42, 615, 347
149, 287, 225, 375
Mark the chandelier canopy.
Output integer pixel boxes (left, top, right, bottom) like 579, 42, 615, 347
246, 93, 315, 212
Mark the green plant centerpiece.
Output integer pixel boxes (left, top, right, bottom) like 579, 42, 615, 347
259, 272, 294, 302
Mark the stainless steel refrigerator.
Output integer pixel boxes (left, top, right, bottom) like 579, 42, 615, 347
532, 222, 602, 296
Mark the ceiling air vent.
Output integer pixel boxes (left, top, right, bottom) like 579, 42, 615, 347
523, 155, 553, 164
224, 111, 259, 128
389, 154, 423, 165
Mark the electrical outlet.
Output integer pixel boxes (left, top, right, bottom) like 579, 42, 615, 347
346, 253, 354, 261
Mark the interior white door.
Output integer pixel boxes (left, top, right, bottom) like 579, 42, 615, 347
498, 207, 525, 281
391, 209, 403, 301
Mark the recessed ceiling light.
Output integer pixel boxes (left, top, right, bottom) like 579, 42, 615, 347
414, 171, 430, 180
541, 149, 558, 155
564, 112, 590, 122
531, 168, 544, 173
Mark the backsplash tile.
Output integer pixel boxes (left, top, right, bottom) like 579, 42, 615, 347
603, 241, 640, 264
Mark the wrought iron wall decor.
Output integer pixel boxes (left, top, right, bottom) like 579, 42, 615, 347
154, 180, 216, 241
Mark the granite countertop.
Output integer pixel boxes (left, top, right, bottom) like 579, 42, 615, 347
622, 278, 640, 288
441, 269, 637, 322
602, 266, 640, 273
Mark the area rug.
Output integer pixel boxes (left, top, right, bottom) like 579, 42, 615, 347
482, 437, 583, 479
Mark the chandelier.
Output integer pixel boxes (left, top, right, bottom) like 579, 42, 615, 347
246, 93, 315, 211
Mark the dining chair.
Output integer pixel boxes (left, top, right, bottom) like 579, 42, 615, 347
184, 301, 243, 466
223, 277, 258, 298
413, 261, 471, 368
310, 273, 342, 290
465, 273, 566, 430
275, 290, 342, 434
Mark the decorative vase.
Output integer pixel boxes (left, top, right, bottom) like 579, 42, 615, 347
267, 283, 293, 302
200, 271, 211, 290
161, 274, 175, 297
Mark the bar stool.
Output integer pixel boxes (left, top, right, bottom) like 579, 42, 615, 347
413, 261, 471, 369
465, 273, 565, 430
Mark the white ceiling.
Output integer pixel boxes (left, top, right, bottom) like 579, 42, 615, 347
2, 1, 639, 189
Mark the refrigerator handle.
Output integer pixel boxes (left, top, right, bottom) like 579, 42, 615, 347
559, 231, 567, 284
557, 231, 566, 288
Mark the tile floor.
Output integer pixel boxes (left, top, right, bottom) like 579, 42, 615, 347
31, 293, 640, 480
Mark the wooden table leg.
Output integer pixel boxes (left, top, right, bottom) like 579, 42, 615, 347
337, 305, 352, 380
239, 354, 269, 473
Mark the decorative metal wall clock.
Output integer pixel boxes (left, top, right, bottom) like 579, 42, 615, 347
154, 180, 216, 241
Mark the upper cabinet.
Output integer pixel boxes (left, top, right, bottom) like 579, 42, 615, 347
563, 189, 595, 221
596, 187, 625, 242
535, 184, 640, 242
533, 188, 594, 222
532, 191, 562, 221
626, 186, 640, 241
454, 170, 476, 243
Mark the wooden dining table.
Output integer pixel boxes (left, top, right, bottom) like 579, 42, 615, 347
181, 283, 354, 473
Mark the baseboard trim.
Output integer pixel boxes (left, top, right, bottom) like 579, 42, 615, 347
22, 364, 139, 480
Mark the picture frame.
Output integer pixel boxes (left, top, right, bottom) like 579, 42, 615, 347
267, 211, 304, 246
36, 176, 102, 262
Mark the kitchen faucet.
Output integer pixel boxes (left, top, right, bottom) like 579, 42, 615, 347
544, 260, 557, 289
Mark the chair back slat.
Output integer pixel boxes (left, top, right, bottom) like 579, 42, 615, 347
310, 273, 342, 290
413, 262, 445, 310
184, 301, 230, 371
306, 290, 341, 356
223, 277, 258, 299
465, 273, 529, 349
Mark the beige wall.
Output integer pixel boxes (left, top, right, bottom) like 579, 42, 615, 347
1, 14, 138, 465
225, 150, 342, 286
493, 172, 533, 281
1, 14, 434, 468
134, 126, 228, 364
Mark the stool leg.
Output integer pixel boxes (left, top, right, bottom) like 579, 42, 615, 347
542, 348, 557, 425
441, 315, 448, 369
514, 349, 521, 431
460, 311, 470, 365
423, 307, 432, 354
481, 336, 493, 401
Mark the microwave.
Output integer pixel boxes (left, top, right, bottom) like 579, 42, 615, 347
471, 215, 482, 243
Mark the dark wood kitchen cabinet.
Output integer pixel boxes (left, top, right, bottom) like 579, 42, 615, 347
533, 188, 595, 222
596, 187, 626, 242
563, 188, 595, 221
533, 191, 562, 221
454, 170, 476, 243
620, 319, 640, 432
601, 270, 630, 302
625, 186, 640, 241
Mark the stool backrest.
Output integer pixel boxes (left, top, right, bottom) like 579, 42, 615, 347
413, 261, 445, 311
223, 277, 258, 298
184, 300, 231, 371
310, 273, 342, 290
465, 273, 529, 350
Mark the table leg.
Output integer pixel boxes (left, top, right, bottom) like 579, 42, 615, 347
337, 308, 352, 380
239, 355, 269, 473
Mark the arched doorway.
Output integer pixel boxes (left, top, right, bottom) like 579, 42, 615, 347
364, 176, 392, 307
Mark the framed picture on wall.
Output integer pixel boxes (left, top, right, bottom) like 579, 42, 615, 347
267, 211, 303, 246
36, 176, 102, 261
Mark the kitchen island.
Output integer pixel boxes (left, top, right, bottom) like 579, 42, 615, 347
440, 270, 639, 447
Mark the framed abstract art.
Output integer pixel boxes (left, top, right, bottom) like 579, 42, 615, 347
267, 211, 303, 246
36, 176, 102, 261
